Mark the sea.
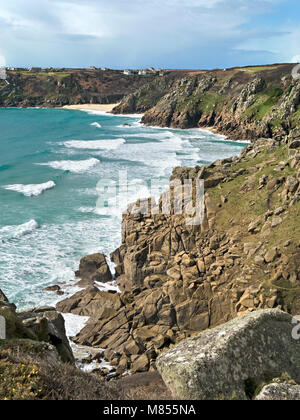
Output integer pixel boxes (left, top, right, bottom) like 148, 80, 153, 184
0, 108, 247, 311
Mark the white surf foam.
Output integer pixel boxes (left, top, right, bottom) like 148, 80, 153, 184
38, 158, 100, 173
80, 109, 143, 119
63, 138, 125, 150
91, 122, 102, 128
0, 219, 39, 241
4, 181, 56, 197
62, 313, 89, 339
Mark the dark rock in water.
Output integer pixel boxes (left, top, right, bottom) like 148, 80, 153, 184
156, 309, 300, 400
122, 124, 131, 127
44, 285, 61, 292
75, 253, 112, 287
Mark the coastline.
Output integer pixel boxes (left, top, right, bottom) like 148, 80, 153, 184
62, 103, 120, 112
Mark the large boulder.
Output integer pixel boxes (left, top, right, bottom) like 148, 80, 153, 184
255, 383, 300, 400
75, 253, 112, 287
156, 309, 300, 400
56, 286, 122, 318
18, 307, 74, 363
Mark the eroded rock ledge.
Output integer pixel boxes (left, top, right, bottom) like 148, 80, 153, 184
57, 131, 300, 375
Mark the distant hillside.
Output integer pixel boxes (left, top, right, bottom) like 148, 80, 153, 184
0, 68, 160, 108
114, 64, 300, 141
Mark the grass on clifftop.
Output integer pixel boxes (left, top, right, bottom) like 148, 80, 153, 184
206, 142, 300, 312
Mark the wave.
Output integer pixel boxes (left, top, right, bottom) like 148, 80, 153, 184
80, 109, 143, 119
0, 219, 39, 242
62, 138, 126, 150
0, 164, 13, 171
4, 181, 56, 197
38, 158, 100, 173
91, 122, 102, 129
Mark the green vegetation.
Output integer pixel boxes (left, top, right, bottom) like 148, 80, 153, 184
240, 66, 279, 72
244, 87, 283, 120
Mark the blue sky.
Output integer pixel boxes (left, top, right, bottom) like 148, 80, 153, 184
0, 0, 299, 69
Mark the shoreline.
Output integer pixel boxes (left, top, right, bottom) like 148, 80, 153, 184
62, 103, 120, 112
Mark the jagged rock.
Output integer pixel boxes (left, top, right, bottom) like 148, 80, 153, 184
0, 289, 9, 303
56, 286, 122, 318
18, 307, 74, 363
156, 310, 300, 400
75, 253, 112, 287
255, 383, 300, 400
131, 354, 149, 373
264, 248, 279, 263
0, 290, 73, 364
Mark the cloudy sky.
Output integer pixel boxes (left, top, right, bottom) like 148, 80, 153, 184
0, 0, 299, 69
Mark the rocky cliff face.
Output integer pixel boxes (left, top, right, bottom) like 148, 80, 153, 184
0, 69, 158, 107
114, 64, 300, 141
112, 70, 190, 114
58, 130, 300, 375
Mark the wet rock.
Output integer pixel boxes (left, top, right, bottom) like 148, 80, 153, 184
44, 285, 61, 292
75, 253, 112, 287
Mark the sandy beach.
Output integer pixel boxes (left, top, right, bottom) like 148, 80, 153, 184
62, 103, 119, 112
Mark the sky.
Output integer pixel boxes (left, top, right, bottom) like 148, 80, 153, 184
0, 0, 300, 69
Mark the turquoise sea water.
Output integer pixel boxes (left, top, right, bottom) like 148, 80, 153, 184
0, 108, 246, 310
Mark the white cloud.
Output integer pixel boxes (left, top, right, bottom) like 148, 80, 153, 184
0, 0, 296, 68
291, 55, 300, 63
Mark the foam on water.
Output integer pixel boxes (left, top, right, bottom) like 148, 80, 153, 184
63, 138, 125, 150
38, 158, 100, 173
91, 122, 102, 128
0, 219, 39, 242
4, 181, 56, 197
0, 108, 246, 311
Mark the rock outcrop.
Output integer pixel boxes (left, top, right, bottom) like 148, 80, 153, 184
18, 307, 74, 363
0, 289, 74, 363
75, 253, 112, 287
57, 135, 300, 375
156, 309, 300, 400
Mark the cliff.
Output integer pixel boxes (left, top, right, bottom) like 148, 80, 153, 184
114, 64, 300, 141
112, 70, 192, 114
0, 68, 158, 108
58, 131, 300, 375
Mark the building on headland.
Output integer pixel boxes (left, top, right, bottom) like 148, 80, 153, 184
138, 70, 147, 75
30, 67, 42, 73
90, 66, 97, 70
123, 70, 133, 75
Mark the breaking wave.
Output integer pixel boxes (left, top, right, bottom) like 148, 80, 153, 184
4, 181, 56, 197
